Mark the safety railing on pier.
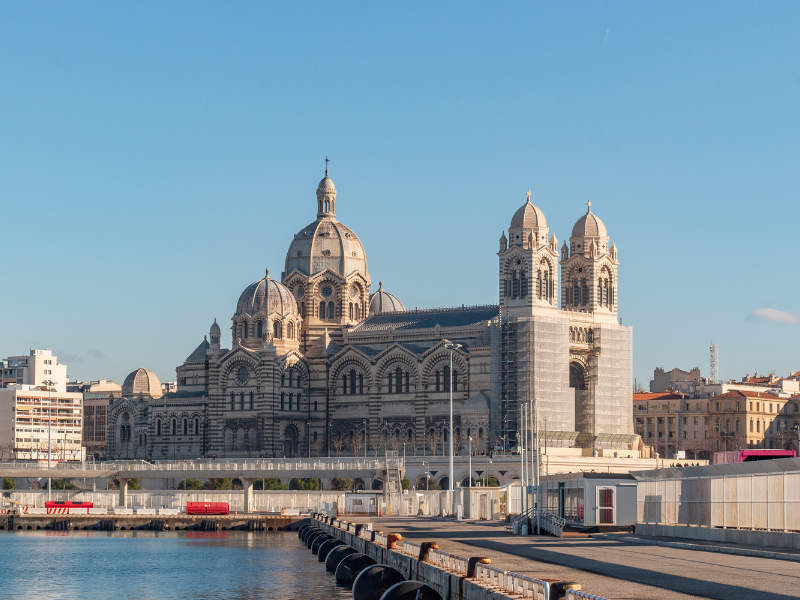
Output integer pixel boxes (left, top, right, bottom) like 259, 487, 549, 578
426, 549, 468, 575
534, 508, 566, 537
474, 563, 550, 599
565, 590, 610, 600
373, 532, 389, 547
401, 541, 422, 559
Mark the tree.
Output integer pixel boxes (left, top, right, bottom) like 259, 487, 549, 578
486, 477, 499, 487
426, 431, 439, 456
388, 432, 402, 453
401, 476, 410, 491
46, 479, 75, 490
175, 478, 203, 490
333, 434, 346, 457
204, 478, 233, 490
128, 478, 142, 490
351, 431, 364, 458
2, 477, 16, 490
255, 478, 287, 490
369, 433, 384, 457
313, 437, 325, 457
411, 434, 421, 457
289, 478, 320, 491
426, 477, 441, 491
330, 478, 353, 491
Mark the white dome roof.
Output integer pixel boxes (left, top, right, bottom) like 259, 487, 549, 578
285, 219, 368, 279
510, 198, 547, 229
571, 203, 608, 239
122, 368, 162, 398
462, 392, 489, 414
369, 282, 406, 314
317, 174, 336, 193
236, 270, 298, 317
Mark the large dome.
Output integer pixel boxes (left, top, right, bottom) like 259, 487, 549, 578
369, 282, 406, 314
236, 270, 298, 317
122, 368, 162, 399
284, 174, 368, 279
571, 202, 608, 239
510, 197, 547, 229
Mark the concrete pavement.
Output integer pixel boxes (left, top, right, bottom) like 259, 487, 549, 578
360, 517, 800, 600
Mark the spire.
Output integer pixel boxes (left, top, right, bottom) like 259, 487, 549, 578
324, 156, 330, 176
587, 200, 592, 213
379, 281, 383, 290
526, 190, 531, 204
265, 268, 270, 280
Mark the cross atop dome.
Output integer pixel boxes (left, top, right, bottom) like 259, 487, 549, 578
587, 200, 592, 213
324, 156, 330, 176
526, 190, 531, 203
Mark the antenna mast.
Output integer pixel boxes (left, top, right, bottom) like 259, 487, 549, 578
710, 343, 719, 384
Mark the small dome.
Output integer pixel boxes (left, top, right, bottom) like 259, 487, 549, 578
236, 270, 298, 317
285, 219, 368, 279
462, 392, 489, 414
210, 319, 221, 335
122, 368, 162, 399
510, 197, 547, 229
369, 282, 406, 314
317, 175, 336, 193
571, 203, 608, 239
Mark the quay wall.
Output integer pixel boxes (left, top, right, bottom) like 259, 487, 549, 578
310, 515, 597, 600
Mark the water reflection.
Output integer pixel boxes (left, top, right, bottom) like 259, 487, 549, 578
0, 530, 351, 600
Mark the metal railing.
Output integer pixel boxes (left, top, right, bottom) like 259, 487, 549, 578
474, 563, 549, 600
374, 532, 389, 547
535, 508, 566, 537
401, 541, 422, 558
426, 549, 468, 575
507, 506, 532, 532
0, 458, 388, 472
565, 590, 610, 600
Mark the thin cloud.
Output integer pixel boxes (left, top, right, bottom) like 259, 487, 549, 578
604, 29, 609, 44
86, 349, 106, 359
747, 307, 800, 325
55, 350, 82, 364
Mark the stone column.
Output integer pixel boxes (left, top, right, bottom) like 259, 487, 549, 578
118, 478, 129, 508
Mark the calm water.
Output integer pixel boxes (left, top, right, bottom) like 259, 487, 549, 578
0, 530, 351, 600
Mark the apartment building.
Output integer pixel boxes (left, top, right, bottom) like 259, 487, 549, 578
68, 379, 121, 460
0, 384, 85, 461
634, 390, 796, 458
1, 349, 68, 392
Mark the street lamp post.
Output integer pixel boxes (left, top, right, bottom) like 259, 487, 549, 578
42, 380, 56, 500
468, 436, 472, 489
307, 420, 311, 458
363, 419, 367, 459
444, 341, 461, 516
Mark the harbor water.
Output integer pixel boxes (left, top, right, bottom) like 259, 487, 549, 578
0, 530, 350, 600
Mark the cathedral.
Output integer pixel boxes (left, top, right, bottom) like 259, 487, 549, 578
107, 169, 634, 460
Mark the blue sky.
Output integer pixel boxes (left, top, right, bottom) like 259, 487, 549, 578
1, 2, 798, 387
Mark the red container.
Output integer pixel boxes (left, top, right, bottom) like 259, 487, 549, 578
186, 502, 230, 515
45, 501, 94, 509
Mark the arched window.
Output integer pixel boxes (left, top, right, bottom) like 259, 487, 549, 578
327, 301, 335, 319
157, 420, 162, 436
301, 302, 306, 318
757, 420, 760, 432
350, 370, 356, 396
349, 303, 353, 319
243, 322, 249, 338
313, 431, 318, 441
288, 393, 293, 411
342, 374, 348, 395
359, 373, 364, 394
319, 301, 325, 319
239, 392, 244, 411
287, 322, 294, 339
249, 391, 254, 410
388, 372, 393, 394
396, 367, 403, 393
405, 372, 410, 393
172, 419, 176, 436
750, 419, 753, 432
120, 425, 125, 440
435, 371, 441, 393
297, 394, 302, 410
257, 321, 263, 339
520, 270, 527, 298
452, 369, 458, 392
573, 281, 580, 306
511, 272, 518, 299
408, 429, 413, 440
314, 400, 318, 411
581, 280, 588, 304
355, 303, 360, 319
444, 366, 451, 393
183, 418, 188, 435
281, 392, 285, 410
273, 321, 281, 339
195, 418, 200, 435
230, 392, 235, 410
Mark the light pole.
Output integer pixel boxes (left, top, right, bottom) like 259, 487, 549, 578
307, 420, 311, 458
42, 380, 56, 500
468, 436, 472, 489
363, 419, 367, 458
444, 341, 461, 516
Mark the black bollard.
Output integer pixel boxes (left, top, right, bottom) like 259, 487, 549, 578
317, 539, 343, 562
